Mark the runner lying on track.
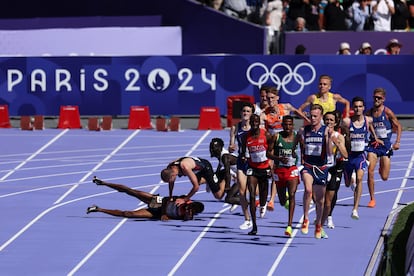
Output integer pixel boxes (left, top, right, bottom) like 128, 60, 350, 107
86, 177, 204, 221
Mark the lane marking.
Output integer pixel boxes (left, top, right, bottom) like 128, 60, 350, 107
0, 129, 69, 181
54, 130, 141, 204
267, 157, 414, 275
392, 152, 414, 210
168, 205, 231, 276
69, 130, 211, 274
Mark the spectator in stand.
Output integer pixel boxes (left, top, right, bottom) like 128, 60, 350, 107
286, 0, 309, 31
222, 0, 249, 20
391, 0, 410, 30
247, 0, 266, 24
319, 0, 329, 30
295, 44, 307, 54
324, 0, 349, 30
386, 38, 402, 55
205, 0, 224, 10
306, 0, 322, 30
338, 42, 352, 55
408, 0, 414, 29
265, 0, 284, 54
350, 0, 372, 31
294, 16, 309, 31
359, 42, 373, 55
371, 0, 395, 31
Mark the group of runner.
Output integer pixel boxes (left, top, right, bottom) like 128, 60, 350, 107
86, 75, 402, 240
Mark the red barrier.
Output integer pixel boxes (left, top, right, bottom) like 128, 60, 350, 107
88, 117, 100, 131
128, 106, 152, 129
20, 116, 33, 130
0, 105, 11, 128
198, 107, 222, 130
169, 117, 180, 131
226, 95, 255, 127
101, 116, 112, 130
58, 106, 81, 129
33, 115, 44, 130
156, 117, 168, 131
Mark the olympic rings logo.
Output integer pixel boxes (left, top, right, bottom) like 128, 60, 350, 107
246, 62, 316, 96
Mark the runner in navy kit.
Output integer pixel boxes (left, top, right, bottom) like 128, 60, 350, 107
298, 104, 332, 239
86, 177, 204, 221
161, 156, 225, 206
365, 88, 402, 208
342, 97, 380, 219
229, 102, 255, 230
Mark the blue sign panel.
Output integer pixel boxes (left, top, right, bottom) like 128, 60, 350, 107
0, 55, 412, 116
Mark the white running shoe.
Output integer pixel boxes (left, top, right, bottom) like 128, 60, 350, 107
327, 216, 335, 229
230, 204, 238, 212
351, 183, 356, 192
351, 172, 356, 186
239, 220, 252, 230
260, 204, 267, 218
351, 209, 359, 220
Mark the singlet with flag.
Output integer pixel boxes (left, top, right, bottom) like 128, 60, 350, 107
371, 107, 392, 142
303, 125, 328, 166
246, 128, 269, 169
349, 117, 369, 153
273, 132, 298, 168
264, 104, 285, 135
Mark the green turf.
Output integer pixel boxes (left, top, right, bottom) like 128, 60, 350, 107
384, 203, 414, 275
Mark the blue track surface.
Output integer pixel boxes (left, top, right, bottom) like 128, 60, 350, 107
0, 128, 413, 275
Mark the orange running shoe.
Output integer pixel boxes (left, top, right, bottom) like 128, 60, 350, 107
315, 224, 322, 239
267, 201, 274, 211
301, 219, 309, 234
368, 199, 376, 208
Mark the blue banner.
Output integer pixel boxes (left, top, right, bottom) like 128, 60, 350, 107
1, 55, 413, 116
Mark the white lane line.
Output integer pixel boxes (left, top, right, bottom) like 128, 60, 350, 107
267, 163, 414, 275
54, 130, 141, 204
69, 130, 212, 274
0, 129, 69, 181
67, 185, 160, 276
392, 152, 414, 210
168, 205, 231, 276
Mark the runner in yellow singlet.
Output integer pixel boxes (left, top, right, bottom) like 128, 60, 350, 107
298, 75, 350, 119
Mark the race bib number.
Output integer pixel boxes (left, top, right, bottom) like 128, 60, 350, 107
156, 196, 163, 204
375, 127, 388, 139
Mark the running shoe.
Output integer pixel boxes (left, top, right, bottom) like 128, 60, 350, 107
351, 183, 356, 192
255, 199, 260, 207
92, 176, 103, 185
351, 209, 359, 220
368, 199, 376, 208
301, 219, 309, 234
284, 191, 289, 210
86, 205, 98, 214
230, 204, 238, 212
285, 226, 292, 237
260, 204, 267, 218
327, 216, 335, 229
321, 228, 329, 239
260, 206, 267, 218
267, 201, 274, 211
350, 172, 356, 187
239, 220, 252, 230
248, 226, 257, 236
315, 224, 322, 239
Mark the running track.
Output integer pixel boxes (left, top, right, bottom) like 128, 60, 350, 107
0, 128, 413, 275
